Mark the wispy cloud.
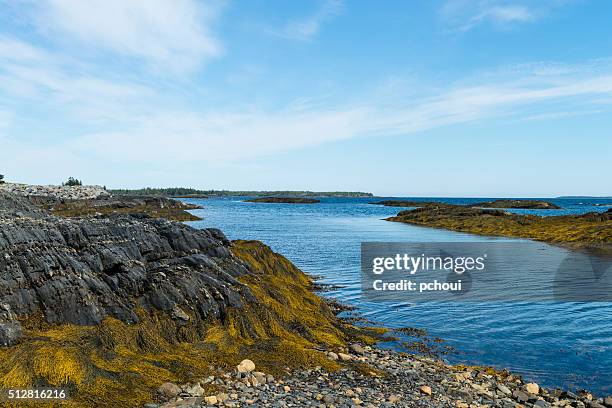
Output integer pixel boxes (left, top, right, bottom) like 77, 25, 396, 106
0, 37, 153, 122
44, 63, 612, 164
440, 0, 565, 32
270, 0, 343, 41
29, 0, 223, 72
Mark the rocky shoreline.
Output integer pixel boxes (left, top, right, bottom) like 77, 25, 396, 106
370, 199, 561, 210
385, 202, 612, 253
0, 186, 608, 407
150, 346, 611, 408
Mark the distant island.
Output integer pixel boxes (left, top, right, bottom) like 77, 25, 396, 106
245, 197, 320, 204
111, 187, 372, 198
470, 199, 561, 209
371, 199, 561, 209
370, 200, 435, 207
557, 196, 612, 199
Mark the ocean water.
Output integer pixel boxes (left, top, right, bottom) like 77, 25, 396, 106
182, 197, 612, 395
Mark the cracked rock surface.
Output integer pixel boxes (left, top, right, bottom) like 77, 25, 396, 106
0, 191, 254, 343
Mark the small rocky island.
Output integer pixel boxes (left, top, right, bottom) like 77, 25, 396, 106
370, 200, 434, 207
371, 199, 561, 210
245, 197, 320, 204
386, 203, 611, 252
470, 199, 561, 209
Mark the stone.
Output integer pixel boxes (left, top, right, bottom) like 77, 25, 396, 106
327, 351, 339, 360
171, 306, 190, 322
604, 397, 612, 408
283, 385, 291, 392
158, 382, 181, 399
513, 390, 530, 403
203, 395, 218, 405
184, 383, 204, 397
497, 384, 511, 395
0, 322, 22, 346
237, 359, 256, 373
534, 399, 551, 408
388, 395, 401, 403
420, 385, 432, 395
525, 383, 540, 395
350, 344, 365, 355
337, 353, 351, 361
253, 372, 267, 385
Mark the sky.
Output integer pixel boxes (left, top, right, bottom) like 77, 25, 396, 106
0, 0, 611, 197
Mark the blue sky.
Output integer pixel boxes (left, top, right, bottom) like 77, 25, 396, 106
0, 0, 611, 196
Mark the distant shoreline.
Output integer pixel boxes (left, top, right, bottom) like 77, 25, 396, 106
111, 187, 373, 198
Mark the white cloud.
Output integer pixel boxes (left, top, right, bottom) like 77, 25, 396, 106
61, 67, 612, 163
0, 36, 50, 61
483, 5, 533, 23
0, 37, 154, 122
440, 1, 556, 31
33, 0, 223, 72
271, 0, 343, 41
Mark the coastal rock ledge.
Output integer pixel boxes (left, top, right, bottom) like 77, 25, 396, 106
0, 191, 251, 339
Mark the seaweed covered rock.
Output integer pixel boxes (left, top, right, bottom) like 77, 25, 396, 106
0, 191, 375, 407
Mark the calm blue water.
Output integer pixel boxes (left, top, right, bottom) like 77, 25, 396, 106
183, 197, 612, 396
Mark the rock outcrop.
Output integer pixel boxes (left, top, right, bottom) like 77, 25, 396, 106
470, 199, 561, 209
0, 182, 111, 200
0, 191, 252, 342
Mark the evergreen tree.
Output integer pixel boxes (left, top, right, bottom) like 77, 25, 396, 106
63, 177, 82, 186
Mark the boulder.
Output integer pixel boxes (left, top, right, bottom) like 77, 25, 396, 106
349, 343, 365, 355
337, 353, 351, 361
237, 359, 256, 373
525, 383, 540, 395
158, 382, 181, 399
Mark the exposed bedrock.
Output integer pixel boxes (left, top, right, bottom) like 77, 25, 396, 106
0, 192, 254, 343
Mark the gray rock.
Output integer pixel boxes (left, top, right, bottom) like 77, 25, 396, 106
496, 384, 511, 395
0, 191, 254, 333
534, 399, 551, 408
513, 390, 530, 403
158, 382, 181, 399
0, 321, 22, 346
